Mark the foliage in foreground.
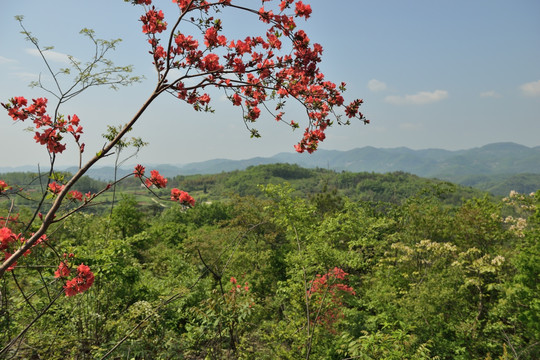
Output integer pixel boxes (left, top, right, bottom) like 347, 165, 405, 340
1, 183, 538, 359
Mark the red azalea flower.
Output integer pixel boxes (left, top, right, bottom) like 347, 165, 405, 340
198, 94, 211, 105
232, 93, 242, 106
0, 180, 11, 193
64, 278, 79, 296
171, 188, 195, 206
48, 182, 64, 195
54, 261, 70, 278
134, 164, 146, 178
141, 8, 167, 34
145, 170, 167, 188
295, 1, 312, 19
68, 190, 83, 201
63, 263, 95, 296
0, 227, 16, 251
200, 53, 224, 72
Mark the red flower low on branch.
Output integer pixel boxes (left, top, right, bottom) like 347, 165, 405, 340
63, 263, 95, 296
54, 261, 70, 278
0, 180, 11, 193
0, 227, 16, 251
171, 188, 195, 207
145, 169, 168, 188
134, 164, 146, 178
67, 190, 84, 202
308, 267, 355, 331
48, 182, 65, 195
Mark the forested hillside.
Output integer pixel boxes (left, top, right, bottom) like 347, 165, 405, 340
1, 164, 485, 210
4, 143, 539, 196
1, 164, 539, 359
4, 142, 535, 196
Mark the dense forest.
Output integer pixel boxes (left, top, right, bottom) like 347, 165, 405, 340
1, 164, 539, 359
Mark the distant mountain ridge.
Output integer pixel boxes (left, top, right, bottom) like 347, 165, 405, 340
169, 142, 540, 180
2, 143, 539, 184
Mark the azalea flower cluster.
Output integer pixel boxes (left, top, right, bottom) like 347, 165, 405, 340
140, 7, 167, 34
1, 97, 84, 154
133, 0, 368, 153
225, 276, 255, 316
308, 267, 355, 296
171, 188, 195, 207
48, 182, 64, 195
0, 180, 11, 193
47, 182, 92, 204
134, 164, 195, 207
0, 227, 18, 253
134, 165, 168, 188
230, 276, 250, 293
55, 260, 95, 296
308, 267, 355, 330
1, 225, 48, 271
146, 170, 168, 188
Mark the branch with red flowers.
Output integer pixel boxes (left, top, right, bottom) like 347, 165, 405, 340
1, 0, 368, 287
134, 0, 369, 152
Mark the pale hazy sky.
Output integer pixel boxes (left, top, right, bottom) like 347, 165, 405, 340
1, 0, 539, 167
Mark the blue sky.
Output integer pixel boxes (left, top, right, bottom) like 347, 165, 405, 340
1, 0, 539, 167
